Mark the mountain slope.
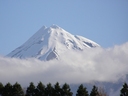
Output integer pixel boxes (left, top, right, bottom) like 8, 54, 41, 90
7, 25, 100, 60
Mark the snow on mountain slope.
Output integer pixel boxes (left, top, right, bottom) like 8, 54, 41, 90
7, 25, 100, 60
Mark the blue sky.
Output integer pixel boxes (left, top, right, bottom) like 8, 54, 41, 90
0, 0, 128, 55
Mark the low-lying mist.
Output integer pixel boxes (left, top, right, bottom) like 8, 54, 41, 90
0, 42, 128, 87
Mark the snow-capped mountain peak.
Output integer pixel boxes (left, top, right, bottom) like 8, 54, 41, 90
7, 25, 100, 60
50, 24, 61, 29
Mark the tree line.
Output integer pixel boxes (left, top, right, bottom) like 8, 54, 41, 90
0, 82, 128, 96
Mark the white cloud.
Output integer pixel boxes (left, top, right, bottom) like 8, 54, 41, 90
0, 42, 128, 86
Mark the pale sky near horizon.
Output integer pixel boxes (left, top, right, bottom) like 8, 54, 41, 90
0, 0, 128, 55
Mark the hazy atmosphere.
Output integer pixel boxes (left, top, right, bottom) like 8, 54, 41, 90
0, 42, 128, 86
0, 1, 128, 96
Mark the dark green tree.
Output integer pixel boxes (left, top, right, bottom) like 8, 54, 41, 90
26, 82, 36, 96
120, 82, 128, 96
54, 82, 62, 96
35, 81, 45, 96
12, 82, 24, 96
45, 83, 54, 96
76, 84, 89, 96
61, 83, 73, 96
0, 82, 4, 95
90, 85, 99, 96
3, 82, 13, 96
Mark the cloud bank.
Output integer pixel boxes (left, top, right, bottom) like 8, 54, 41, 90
0, 42, 128, 86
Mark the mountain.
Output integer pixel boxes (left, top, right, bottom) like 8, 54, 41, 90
7, 25, 100, 60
